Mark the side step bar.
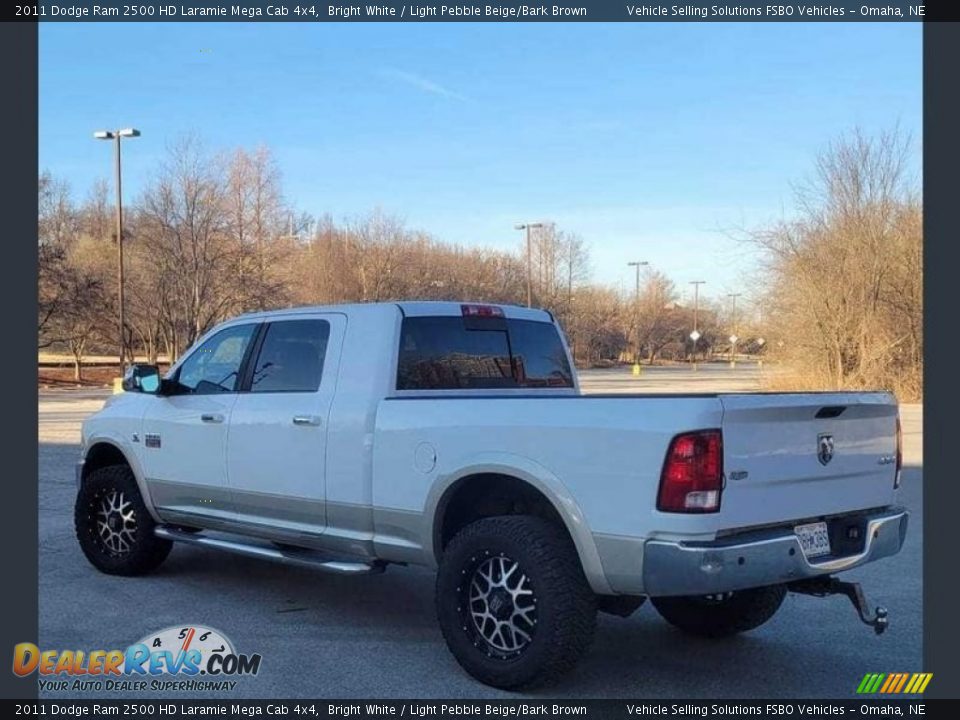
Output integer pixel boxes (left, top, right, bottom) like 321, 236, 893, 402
154, 526, 386, 576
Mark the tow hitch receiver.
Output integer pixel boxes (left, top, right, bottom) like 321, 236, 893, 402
789, 576, 889, 635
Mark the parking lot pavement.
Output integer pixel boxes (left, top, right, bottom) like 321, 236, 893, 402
37, 371, 922, 698
578, 363, 766, 395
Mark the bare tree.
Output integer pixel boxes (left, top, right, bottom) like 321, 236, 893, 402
137, 138, 239, 356
750, 128, 922, 398
634, 271, 682, 363
49, 266, 106, 381
224, 147, 289, 312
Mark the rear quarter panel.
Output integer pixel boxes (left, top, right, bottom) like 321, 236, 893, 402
371, 395, 724, 567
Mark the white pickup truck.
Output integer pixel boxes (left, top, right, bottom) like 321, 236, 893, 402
75, 301, 907, 688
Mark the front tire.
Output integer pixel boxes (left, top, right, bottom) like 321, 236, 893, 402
651, 584, 787, 638
436, 516, 596, 689
74, 464, 172, 575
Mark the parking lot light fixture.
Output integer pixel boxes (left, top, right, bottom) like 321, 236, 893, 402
515, 222, 545, 307
94, 127, 141, 372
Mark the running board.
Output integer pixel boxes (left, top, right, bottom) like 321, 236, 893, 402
154, 526, 386, 575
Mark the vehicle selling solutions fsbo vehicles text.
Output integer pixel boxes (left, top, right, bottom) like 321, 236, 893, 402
626, 5, 853, 18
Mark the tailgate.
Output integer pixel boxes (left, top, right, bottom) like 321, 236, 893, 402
718, 392, 899, 530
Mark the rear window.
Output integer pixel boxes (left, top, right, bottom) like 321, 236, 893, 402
396, 316, 573, 390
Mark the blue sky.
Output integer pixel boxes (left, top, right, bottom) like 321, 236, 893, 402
39, 22, 921, 304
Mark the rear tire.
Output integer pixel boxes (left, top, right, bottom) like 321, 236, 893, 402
652, 585, 786, 638
74, 464, 172, 576
436, 515, 596, 689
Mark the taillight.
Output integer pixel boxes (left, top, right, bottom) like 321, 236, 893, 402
894, 416, 903, 489
657, 430, 723, 513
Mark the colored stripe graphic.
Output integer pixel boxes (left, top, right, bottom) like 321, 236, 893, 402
913, 673, 933, 694
859, 673, 932, 694
888, 673, 908, 693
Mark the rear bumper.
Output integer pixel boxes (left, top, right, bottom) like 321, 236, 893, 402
642, 507, 908, 597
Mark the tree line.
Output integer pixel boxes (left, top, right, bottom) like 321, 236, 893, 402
38, 129, 922, 400
38, 137, 731, 376
746, 129, 922, 400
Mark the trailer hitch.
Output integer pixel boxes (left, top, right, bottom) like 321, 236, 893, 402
788, 576, 889, 635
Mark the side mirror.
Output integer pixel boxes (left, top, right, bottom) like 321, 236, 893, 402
122, 364, 161, 394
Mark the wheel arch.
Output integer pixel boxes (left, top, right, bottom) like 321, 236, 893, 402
80, 437, 161, 522
428, 457, 611, 594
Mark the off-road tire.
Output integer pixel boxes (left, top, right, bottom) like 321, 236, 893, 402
651, 584, 787, 638
75, 464, 172, 575
436, 515, 596, 689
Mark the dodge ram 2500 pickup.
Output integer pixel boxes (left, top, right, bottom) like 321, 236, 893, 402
75, 301, 907, 688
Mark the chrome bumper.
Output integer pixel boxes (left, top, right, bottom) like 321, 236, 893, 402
642, 508, 908, 597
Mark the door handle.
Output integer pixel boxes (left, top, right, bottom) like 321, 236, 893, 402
201, 413, 225, 424
292, 415, 322, 427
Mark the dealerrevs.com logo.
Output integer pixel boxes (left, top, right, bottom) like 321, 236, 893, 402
13, 625, 262, 693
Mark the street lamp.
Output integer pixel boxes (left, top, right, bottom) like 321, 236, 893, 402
94, 127, 140, 373
727, 293, 742, 367
627, 261, 649, 372
515, 222, 544, 307
689, 280, 706, 371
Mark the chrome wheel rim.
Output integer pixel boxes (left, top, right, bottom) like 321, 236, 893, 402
96, 490, 137, 555
467, 554, 537, 656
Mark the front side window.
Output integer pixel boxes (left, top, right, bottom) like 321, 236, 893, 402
397, 316, 573, 390
174, 324, 257, 395
250, 319, 330, 393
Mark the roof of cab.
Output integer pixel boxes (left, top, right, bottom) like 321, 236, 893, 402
233, 301, 554, 323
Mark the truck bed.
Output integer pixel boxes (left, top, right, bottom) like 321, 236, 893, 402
373, 391, 899, 542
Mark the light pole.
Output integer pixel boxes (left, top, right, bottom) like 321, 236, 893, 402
727, 292, 742, 367
689, 280, 706, 371
94, 128, 140, 372
515, 222, 544, 307
627, 261, 649, 373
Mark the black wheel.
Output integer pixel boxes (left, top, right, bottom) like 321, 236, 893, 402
436, 516, 596, 689
74, 464, 172, 575
651, 584, 787, 638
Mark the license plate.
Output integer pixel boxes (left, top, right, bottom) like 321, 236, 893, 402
795, 521, 831, 558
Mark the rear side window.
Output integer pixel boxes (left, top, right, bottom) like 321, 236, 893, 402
397, 316, 573, 390
250, 319, 330, 393
508, 319, 576, 388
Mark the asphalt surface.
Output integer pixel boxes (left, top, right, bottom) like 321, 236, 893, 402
37, 365, 922, 698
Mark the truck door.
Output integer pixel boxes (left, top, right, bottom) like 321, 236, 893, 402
140, 322, 260, 524
225, 313, 345, 537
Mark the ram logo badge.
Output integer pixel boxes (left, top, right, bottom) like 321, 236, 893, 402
818, 433, 835, 466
